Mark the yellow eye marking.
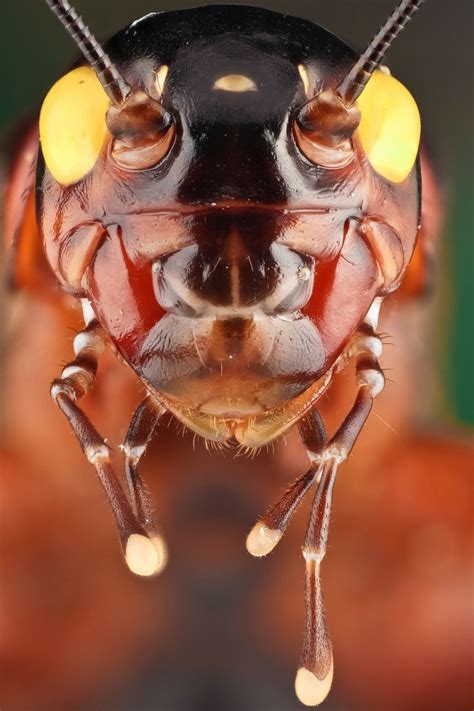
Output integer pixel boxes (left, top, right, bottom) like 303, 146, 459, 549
39, 66, 110, 185
298, 64, 310, 98
356, 70, 421, 183
213, 75, 258, 92
155, 65, 169, 97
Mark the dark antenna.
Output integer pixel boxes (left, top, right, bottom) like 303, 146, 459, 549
45, 0, 131, 105
338, 0, 425, 105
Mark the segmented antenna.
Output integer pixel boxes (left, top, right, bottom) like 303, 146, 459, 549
338, 0, 425, 105
45, 0, 131, 105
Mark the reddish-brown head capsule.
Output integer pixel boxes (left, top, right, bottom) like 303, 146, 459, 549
31, 0, 426, 705
39, 5, 421, 440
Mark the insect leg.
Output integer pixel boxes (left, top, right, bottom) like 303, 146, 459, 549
295, 323, 385, 706
329, 330, 384, 455
51, 314, 162, 577
245, 410, 326, 557
121, 396, 168, 574
295, 458, 337, 706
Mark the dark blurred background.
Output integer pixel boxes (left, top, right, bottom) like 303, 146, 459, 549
1, 0, 473, 426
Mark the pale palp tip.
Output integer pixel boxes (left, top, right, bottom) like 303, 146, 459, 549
149, 533, 169, 575
294, 662, 334, 707
125, 533, 161, 577
246, 521, 282, 557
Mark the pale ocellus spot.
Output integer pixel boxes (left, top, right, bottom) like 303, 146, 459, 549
213, 74, 258, 92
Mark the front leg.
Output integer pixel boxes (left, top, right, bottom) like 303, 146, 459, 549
51, 301, 162, 577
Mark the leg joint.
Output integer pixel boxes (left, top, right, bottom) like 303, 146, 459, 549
85, 443, 110, 464
73, 328, 105, 356
309, 445, 348, 469
354, 334, 383, 359
120, 443, 147, 464
356, 367, 385, 397
51, 380, 76, 402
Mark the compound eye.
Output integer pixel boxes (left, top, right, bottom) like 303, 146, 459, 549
356, 71, 421, 183
40, 66, 110, 185
294, 89, 360, 169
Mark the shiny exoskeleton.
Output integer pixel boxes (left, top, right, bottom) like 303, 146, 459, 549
11, 1, 427, 706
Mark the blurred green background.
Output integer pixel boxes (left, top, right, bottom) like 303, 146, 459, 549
1, 0, 473, 424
